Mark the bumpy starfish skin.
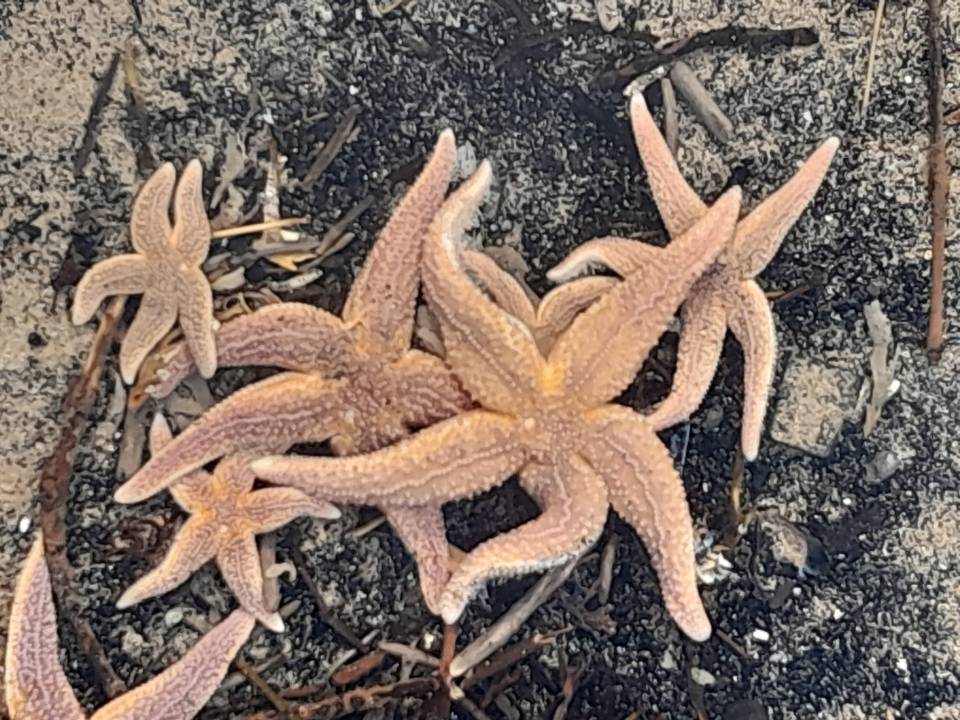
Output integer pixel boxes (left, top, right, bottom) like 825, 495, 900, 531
72, 161, 217, 384
117, 415, 339, 631
117, 131, 471, 614
5, 533, 254, 720
462, 250, 617, 354
549, 95, 839, 459
254, 161, 743, 641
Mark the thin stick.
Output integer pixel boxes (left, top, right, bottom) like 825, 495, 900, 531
298, 106, 361, 191
449, 554, 580, 678
378, 641, 441, 668
234, 656, 290, 714
860, 0, 887, 119
40, 296, 127, 698
660, 77, 679, 157
926, 0, 949, 361
210, 217, 306, 239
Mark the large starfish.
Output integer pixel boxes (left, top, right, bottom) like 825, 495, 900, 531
549, 95, 839, 459
117, 414, 339, 632
115, 131, 471, 613
5, 533, 254, 720
72, 161, 217, 385
462, 250, 616, 354
253, 161, 743, 641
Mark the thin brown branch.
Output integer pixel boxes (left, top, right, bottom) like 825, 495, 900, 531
860, 0, 887, 120
40, 296, 126, 698
74, 51, 121, 176
234, 655, 290, 715
926, 0, 949, 361
297, 106, 361, 191
210, 217, 307, 240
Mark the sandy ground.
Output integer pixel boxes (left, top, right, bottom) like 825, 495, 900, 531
1, 0, 959, 717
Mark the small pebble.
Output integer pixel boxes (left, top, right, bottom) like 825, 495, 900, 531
660, 650, 677, 670
752, 628, 770, 643
164, 608, 184, 627
121, 628, 145, 658
896, 657, 908, 672
691, 668, 716, 686
17, 516, 31, 534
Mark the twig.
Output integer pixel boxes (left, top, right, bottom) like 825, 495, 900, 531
74, 50, 121, 176
331, 650, 386, 686
241, 678, 439, 720
210, 217, 306, 240
926, 0, 949, 361
449, 554, 581, 678
860, 0, 887, 120
378, 641, 441, 668
289, 538, 368, 652
461, 632, 562, 690
297, 106, 361, 191
669, 62, 733, 143
234, 655, 290, 714
39, 296, 126, 697
597, 535, 619, 606
660, 77, 679, 157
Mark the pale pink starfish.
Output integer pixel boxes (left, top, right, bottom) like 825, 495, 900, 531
549, 95, 839, 459
5, 533, 254, 720
72, 161, 216, 384
117, 414, 339, 631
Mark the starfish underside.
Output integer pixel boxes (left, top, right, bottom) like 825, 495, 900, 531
549, 95, 839, 459
254, 158, 745, 641
5, 534, 254, 720
72, 161, 217, 384
117, 131, 472, 613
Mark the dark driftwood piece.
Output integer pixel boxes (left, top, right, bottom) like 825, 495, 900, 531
39, 296, 126, 698
74, 51, 121, 176
669, 61, 734, 144
926, 0, 948, 361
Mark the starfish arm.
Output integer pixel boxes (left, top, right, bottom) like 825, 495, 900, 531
725, 280, 777, 460
548, 189, 741, 408
646, 287, 727, 432
423, 162, 546, 414
388, 349, 473, 430
119, 291, 179, 385
461, 249, 538, 326
116, 517, 218, 609
129, 162, 176, 256
171, 159, 212, 266
176, 265, 217, 379
147, 303, 355, 398
582, 405, 710, 641
5, 534, 86, 720
147, 414, 211, 513
342, 130, 456, 356
216, 534, 283, 632
535, 275, 619, 351
546, 237, 659, 283
729, 137, 839, 278
385, 505, 451, 615
239, 487, 340, 532
91, 609, 255, 720
438, 456, 608, 624
629, 94, 707, 236
116, 373, 343, 504
71, 254, 150, 324
252, 410, 527, 507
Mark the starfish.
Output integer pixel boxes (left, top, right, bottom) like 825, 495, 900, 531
116, 414, 339, 631
462, 250, 616, 354
253, 161, 743, 641
548, 95, 839, 459
71, 160, 217, 385
5, 533, 254, 720
116, 131, 472, 614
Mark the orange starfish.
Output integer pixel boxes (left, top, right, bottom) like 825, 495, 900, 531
116, 131, 471, 613
5, 533, 253, 720
549, 95, 839, 459
253, 161, 743, 641
117, 414, 339, 631
72, 161, 216, 385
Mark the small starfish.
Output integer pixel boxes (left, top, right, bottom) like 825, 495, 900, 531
116, 131, 471, 614
5, 533, 254, 720
462, 250, 616, 354
72, 161, 216, 384
253, 161, 743, 640
117, 414, 339, 631
549, 95, 839, 459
